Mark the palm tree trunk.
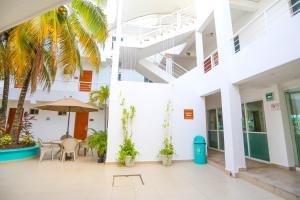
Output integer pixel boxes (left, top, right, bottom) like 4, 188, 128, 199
0, 66, 10, 132
10, 70, 31, 144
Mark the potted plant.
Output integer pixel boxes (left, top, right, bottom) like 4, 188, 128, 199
159, 100, 175, 166
160, 137, 174, 166
118, 98, 139, 167
87, 129, 107, 163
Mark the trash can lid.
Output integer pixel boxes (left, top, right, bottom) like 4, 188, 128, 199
194, 135, 206, 144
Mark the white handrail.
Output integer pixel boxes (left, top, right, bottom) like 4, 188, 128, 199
232, 0, 281, 39
158, 53, 188, 73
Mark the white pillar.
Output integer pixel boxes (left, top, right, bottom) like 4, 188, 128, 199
195, 31, 205, 74
199, 96, 207, 140
221, 84, 246, 174
214, 0, 234, 65
165, 54, 173, 75
106, 0, 123, 162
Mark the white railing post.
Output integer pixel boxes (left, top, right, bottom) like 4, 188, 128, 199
159, 18, 162, 35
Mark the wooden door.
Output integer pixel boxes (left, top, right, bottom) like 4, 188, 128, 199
79, 70, 93, 92
6, 108, 23, 137
74, 112, 89, 140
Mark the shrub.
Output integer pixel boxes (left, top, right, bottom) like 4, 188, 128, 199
0, 134, 13, 146
21, 132, 35, 145
88, 129, 107, 156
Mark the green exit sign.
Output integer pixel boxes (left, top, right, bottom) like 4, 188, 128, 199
266, 92, 273, 101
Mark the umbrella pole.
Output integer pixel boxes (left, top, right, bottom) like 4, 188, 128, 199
66, 107, 71, 137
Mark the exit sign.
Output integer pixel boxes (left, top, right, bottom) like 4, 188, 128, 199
266, 92, 273, 101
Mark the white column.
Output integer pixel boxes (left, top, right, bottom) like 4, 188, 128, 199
195, 31, 205, 74
165, 54, 173, 75
106, 0, 123, 162
214, 0, 234, 64
199, 96, 207, 141
221, 84, 246, 174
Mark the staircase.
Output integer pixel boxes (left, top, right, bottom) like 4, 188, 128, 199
119, 5, 196, 83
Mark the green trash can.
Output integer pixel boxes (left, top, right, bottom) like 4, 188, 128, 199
194, 136, 207, 164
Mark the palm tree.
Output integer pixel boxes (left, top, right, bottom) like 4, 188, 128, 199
6, 0, 108, 143
0, 31, 11, 132
89, 85, 110, 131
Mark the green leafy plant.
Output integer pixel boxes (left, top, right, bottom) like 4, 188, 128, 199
87, 129, 107, 156
160, 101, 174, 156
21, 132, 35, 145
118, 97, 138, 165
118, 138, 139, 165
0, 134, 13, 146
159, 137, 174, 155
89, 86, 110, 131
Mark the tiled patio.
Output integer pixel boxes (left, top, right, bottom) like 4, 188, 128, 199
208, 149, 300, 200
0, 156, 284, 200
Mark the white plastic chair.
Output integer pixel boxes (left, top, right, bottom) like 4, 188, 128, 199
38, 138, 54, 162
61, 138, 78, 162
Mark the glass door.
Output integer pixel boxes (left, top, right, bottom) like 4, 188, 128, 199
286, 91, 300, 167
207, 108, 224, 150
242, 101, 270, 162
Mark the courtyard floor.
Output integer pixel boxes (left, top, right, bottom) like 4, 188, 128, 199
0, 156, 284, 200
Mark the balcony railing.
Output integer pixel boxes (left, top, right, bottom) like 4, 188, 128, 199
147, 53, 188, 78
231, 0, 299, 53
203, 50, 219, 73
122, 5, 196, 45
4, 79, 108, 93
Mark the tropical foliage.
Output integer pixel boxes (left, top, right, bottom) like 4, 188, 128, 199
89, 85, 110, 131
87, 128, 107, 157
0, 0, 108, 145
118, 97, 138, 165
160, 101, 174, 156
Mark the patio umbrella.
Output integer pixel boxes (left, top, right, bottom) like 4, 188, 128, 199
35, 97, 98, 137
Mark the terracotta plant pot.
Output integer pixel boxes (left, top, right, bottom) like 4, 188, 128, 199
125, 156, 135, 167
161, 154, 173, 166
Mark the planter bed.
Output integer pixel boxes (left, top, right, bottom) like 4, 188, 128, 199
0, 145, 40, 162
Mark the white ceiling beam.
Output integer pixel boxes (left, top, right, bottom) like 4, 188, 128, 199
230, 0, 259, 12
0, 0, 69, 32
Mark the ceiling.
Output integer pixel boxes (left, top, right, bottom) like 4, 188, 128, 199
121, 0, 194, 23
239, 58, 300, 88
0, 0, 68, 33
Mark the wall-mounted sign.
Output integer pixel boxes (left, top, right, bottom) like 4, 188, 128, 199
266, 92, 274, 101
184, 109, 194, 120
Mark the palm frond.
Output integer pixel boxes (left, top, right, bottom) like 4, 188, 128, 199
71, 0, 108, 43
58, 17, 82, 75
69, 13, 101, 70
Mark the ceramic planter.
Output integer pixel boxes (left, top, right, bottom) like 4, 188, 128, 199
161, 154, 173, 166
97, 152, 106, 163
125, 156, 135, 167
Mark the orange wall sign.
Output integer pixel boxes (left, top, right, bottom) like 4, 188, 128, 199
184, 109, 194, 120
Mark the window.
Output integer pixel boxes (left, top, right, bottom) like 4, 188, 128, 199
58, 111, 67, 116
118, 73, 122, 81
29, 108, 39, 115
291, 0, 300, 15
234, 35, 240, 53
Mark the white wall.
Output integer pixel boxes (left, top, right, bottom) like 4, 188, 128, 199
106, 81, 171, 162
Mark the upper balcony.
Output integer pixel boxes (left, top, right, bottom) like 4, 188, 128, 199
229, 0, 300, 83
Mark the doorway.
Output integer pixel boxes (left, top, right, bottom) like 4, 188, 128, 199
74, 112, 89, 140
286, 91, 300, 167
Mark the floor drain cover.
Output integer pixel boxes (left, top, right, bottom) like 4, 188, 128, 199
112, 174, 144, 186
